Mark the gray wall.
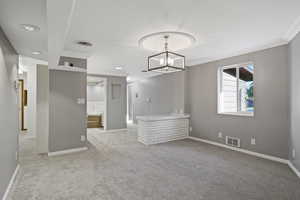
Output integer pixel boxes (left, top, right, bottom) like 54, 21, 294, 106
289, 32, 300, 170
0, 27, 19, 198
106, 76, 127, 130
186, 45, 290, 159
36, 65, 49, 154
87, 74, 127, 130
130, 72, 185, 122
49, 70, 87, 152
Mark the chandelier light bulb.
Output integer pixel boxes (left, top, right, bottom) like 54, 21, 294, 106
168, 57, 174, 66
160, 58, 165, 66
146, 33, 186, 73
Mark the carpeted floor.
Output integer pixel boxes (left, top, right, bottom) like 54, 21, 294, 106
8, 128, 300, 200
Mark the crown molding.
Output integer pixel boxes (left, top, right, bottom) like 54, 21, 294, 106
283, 16, 300, 42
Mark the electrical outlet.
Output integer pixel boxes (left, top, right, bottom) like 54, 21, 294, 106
81, 135, 86, 142
77, 98, 85, 104
292, 149, 296, 159
14, 80, 19, 90
189, 127, 193, 132
218, 132, 223, 138
251, 137, 256, 145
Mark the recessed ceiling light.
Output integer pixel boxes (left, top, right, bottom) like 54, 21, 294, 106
76, 41, 93, 47
32, 51, 41, 55
20, 24, 40, 32
115, 67, 123, 70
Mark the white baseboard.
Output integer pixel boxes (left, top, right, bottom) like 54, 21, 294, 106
188, 136, 289, 164
188, 136, 300, 178
104, 128, 128, 133
288, 161, 300, 178
48, 147, 88, 157
2, 164, 20, 200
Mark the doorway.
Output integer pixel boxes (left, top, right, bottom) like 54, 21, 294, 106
87, 76, 108, 130
19, 78, 28, 132
127, 84, 133, 123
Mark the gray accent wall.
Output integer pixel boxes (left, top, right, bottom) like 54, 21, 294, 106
186, 45, 290, 159
36, 65, 49, 154
0, 27, 19, 198
289, 32, 300, 171
49, 70, 87, 152
107, 76, 127, 130
130, 72, 185, 123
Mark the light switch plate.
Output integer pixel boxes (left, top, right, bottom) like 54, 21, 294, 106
218, 132, 223, 138
81, 135, 86, 142
292, 149, 296, 159
77, 98, 85, 104
251, 137, 256, 145
14, 80, 19, 90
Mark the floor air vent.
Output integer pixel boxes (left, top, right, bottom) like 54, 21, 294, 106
225, 136, 240, 148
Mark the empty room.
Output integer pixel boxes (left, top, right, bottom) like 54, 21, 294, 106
0, 0, 300, 200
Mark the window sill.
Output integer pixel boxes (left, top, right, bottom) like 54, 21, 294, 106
218, 112, 254, 117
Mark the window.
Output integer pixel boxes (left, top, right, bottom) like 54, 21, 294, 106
218, 63, 254, 116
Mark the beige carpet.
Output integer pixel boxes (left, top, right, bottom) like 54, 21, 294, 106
8, 127, 300, 200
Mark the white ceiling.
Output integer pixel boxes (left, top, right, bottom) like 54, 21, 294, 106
1, 0, 300, 81
0, 0, 47, 60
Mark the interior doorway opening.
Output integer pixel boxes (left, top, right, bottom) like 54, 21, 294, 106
87, 76, 108, 130
127, 84, 133, 124
18, 78, 28, 132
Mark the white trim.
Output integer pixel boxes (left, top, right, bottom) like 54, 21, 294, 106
217, 112, 254, 117
87, 128, 128, 134
48, 147, 88, 157
217, 63, 254, 117
288, 161, 300, 178
283, 15, 300, 42
104, 128, 128, 133
49, 65, 87, 73
103, 78, 108, 131
2, 165, 20, 200
188, 136, 288, 164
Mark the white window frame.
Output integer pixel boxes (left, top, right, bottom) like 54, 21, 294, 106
217, 62, 254, 117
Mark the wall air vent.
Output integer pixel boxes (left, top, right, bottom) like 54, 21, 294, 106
225, 136, 241, 148
76, 41, 93, 47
